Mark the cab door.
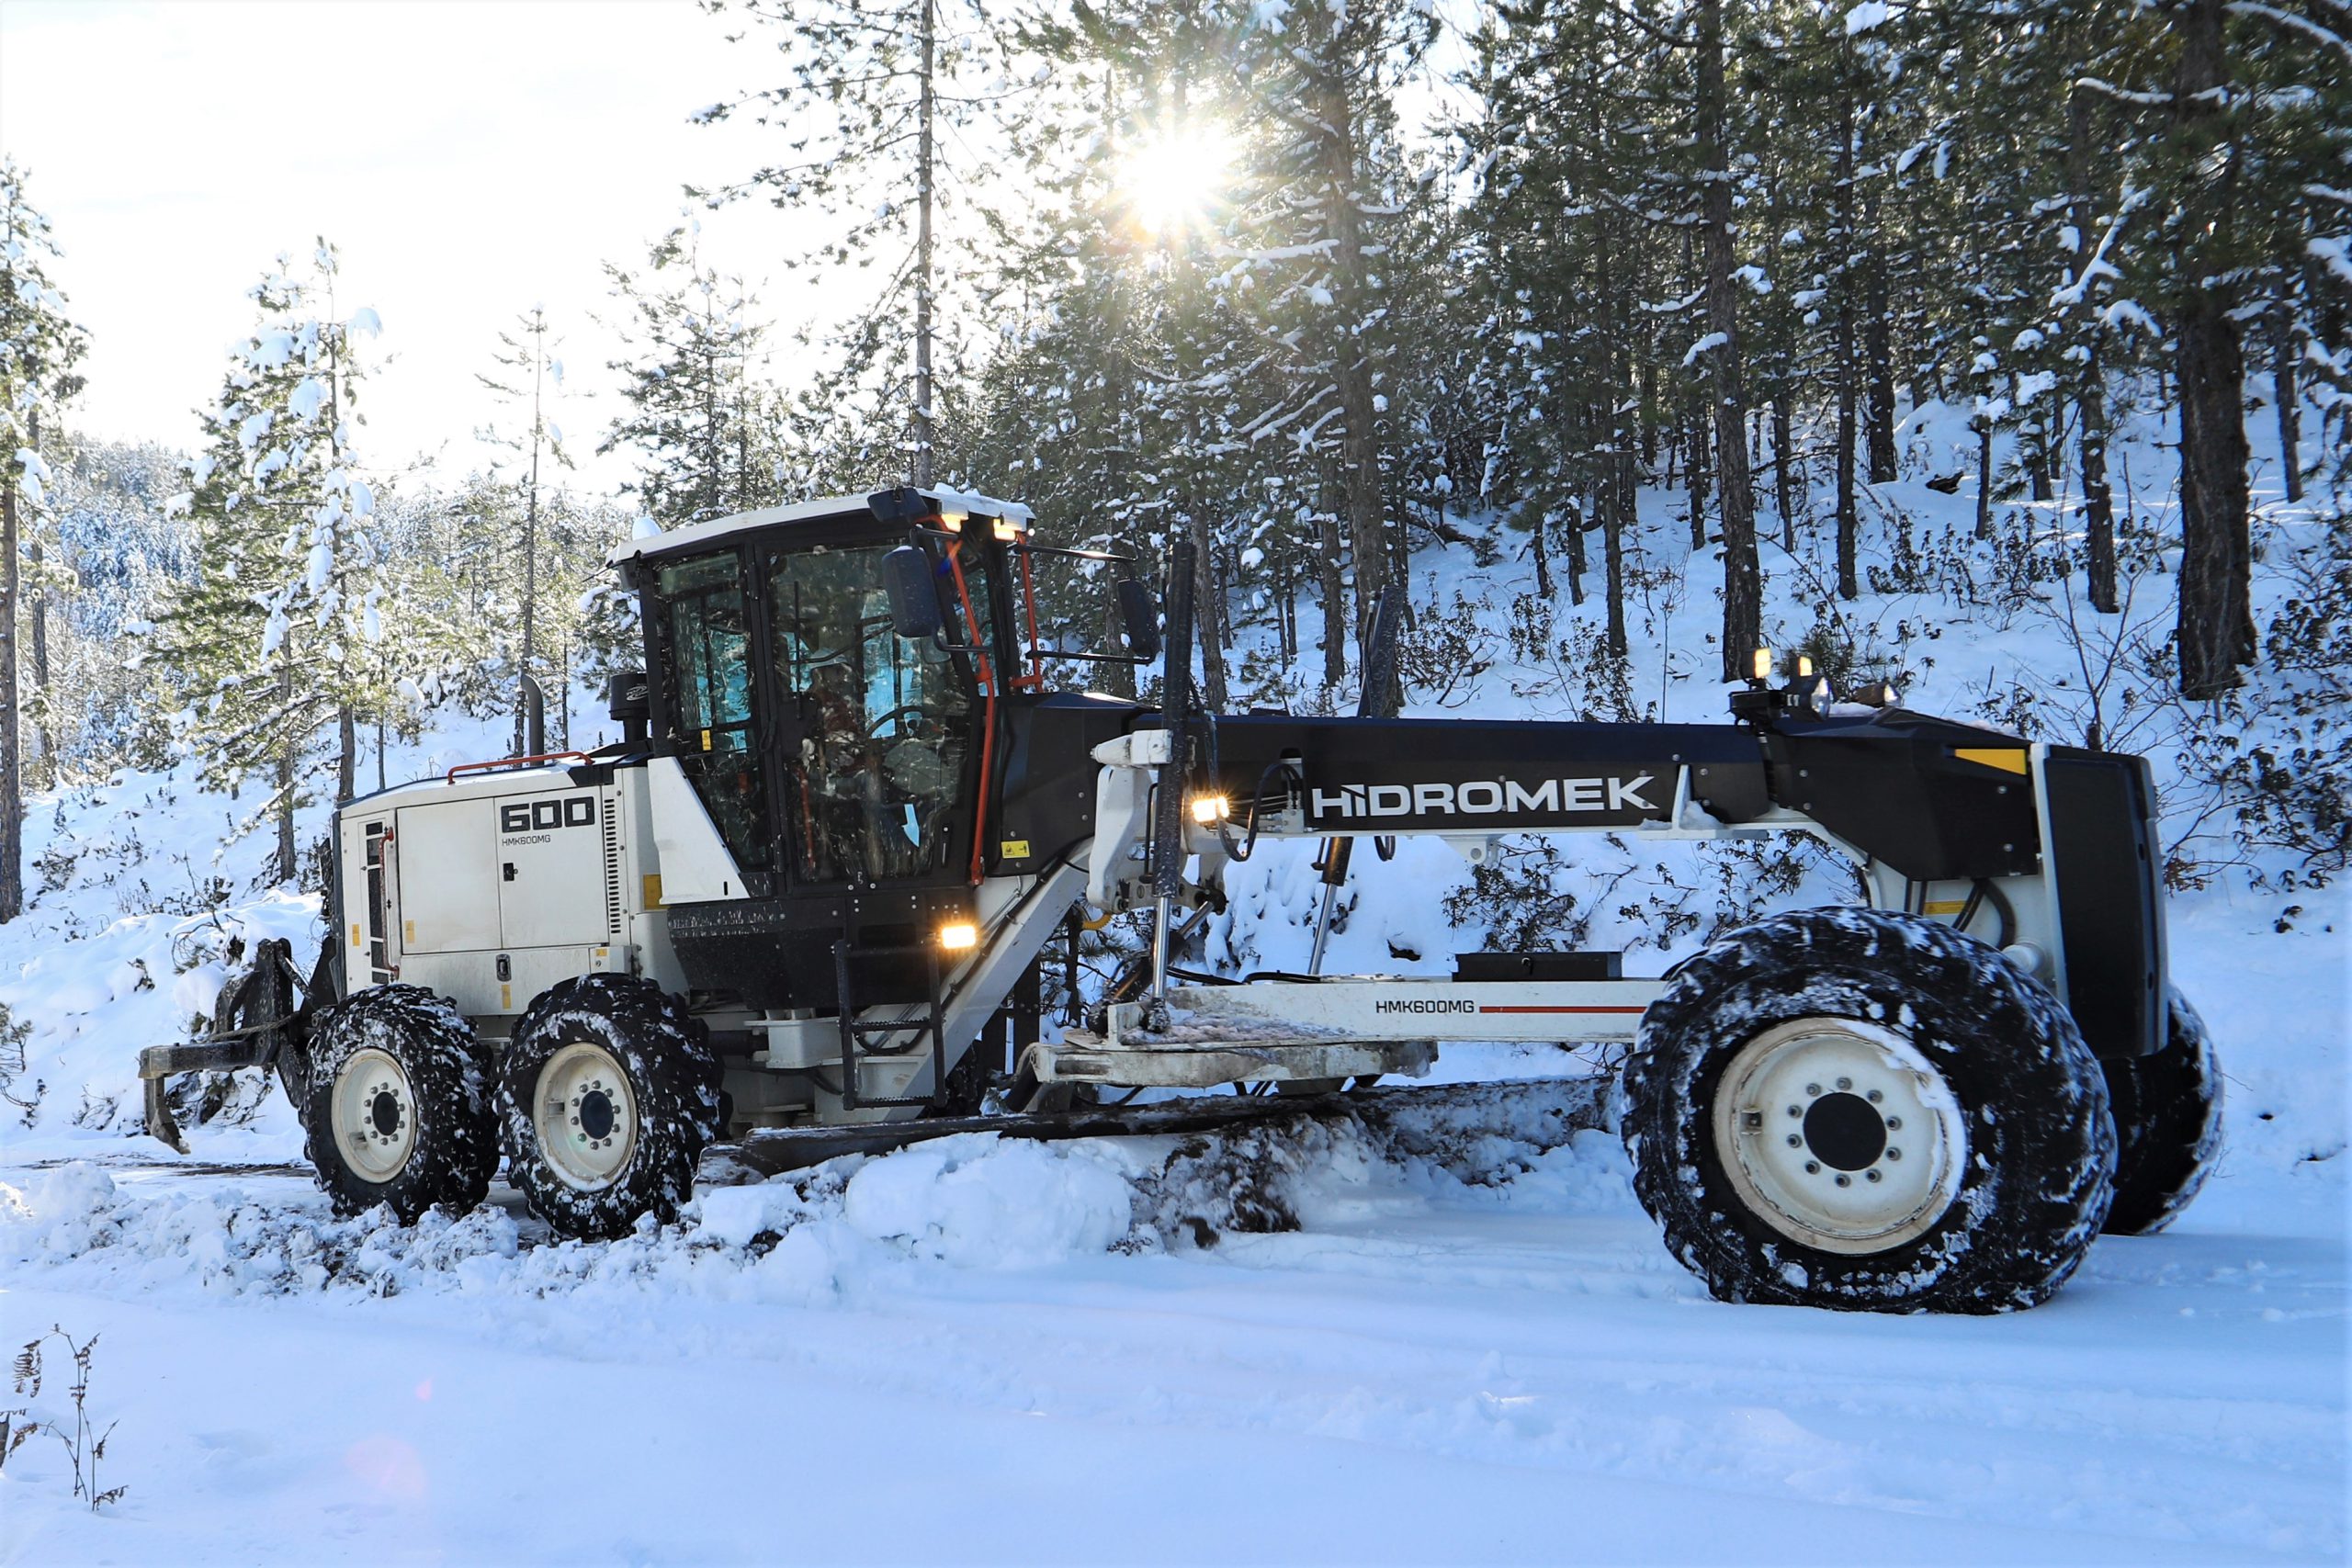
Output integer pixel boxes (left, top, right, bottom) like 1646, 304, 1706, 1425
653, 552, 774, 892
764, 542, 985, 886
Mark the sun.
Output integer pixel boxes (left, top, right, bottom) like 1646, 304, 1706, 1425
1119, 123, 1237, 240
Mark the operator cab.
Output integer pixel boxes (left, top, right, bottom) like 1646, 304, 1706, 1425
613, 487, 1151, 1010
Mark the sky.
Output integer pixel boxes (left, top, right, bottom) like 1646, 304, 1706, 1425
0, 0, 820, 495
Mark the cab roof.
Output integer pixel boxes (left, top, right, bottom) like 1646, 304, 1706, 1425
609, 486, 1035, 569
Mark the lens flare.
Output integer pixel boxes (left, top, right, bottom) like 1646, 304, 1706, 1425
1121, 124, 1236, 239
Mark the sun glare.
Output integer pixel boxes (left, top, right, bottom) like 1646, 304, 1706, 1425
1121, 124, 1236, 240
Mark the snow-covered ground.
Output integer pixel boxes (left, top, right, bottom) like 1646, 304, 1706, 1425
3, 396, 2346, 1562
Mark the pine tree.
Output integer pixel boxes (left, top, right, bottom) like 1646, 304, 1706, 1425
697, 0, 1025, 485
599, 226, 786, 525
149, 244, 387, 884
0, 159, 86, 922
477, 306, 575, 750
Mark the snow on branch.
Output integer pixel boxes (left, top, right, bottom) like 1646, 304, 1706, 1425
2225, 1, 2352, 63
2074, 76, 2172, 107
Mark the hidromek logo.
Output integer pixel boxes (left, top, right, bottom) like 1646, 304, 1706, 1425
1308, 774, 1659, 820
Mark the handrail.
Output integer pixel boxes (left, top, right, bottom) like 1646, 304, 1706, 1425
445, 750, 597, 784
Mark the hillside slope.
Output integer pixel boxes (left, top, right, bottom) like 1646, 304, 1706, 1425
1, 395, 2344, 1564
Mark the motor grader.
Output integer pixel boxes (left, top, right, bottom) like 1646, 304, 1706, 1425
141, 486, 2221, 1312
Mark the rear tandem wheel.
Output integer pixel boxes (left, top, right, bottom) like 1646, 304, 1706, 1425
492, 975, 722, 1241
1620, 907, 2117, 1314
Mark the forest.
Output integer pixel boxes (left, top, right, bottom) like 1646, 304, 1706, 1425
0, 0, 2345, 911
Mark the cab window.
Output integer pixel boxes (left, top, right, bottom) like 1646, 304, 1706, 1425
768, 545, 976, 883
658, 553, 771, 874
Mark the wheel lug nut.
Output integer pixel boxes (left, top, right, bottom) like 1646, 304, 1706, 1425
1886, 1117, 1902, 1131
1836, 1077, 1852, 1091
1835, 1174, 1852, 1187
1805, 1083, 1821, 1097
1786, 1105, 1801, 1118
1866, 1089, 1883, 1103
1786, 1134, 1803, 1147
1804, 1160, 1821, 1175
1866, 1169, 1883, 1182
1887, 1147, 1903, 1160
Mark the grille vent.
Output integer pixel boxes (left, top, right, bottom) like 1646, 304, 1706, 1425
602, 795, 623, 937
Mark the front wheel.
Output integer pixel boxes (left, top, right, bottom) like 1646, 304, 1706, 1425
1620, 907, 2116, 1314
493, 976, 721, 1240
302, 985, 497, 1222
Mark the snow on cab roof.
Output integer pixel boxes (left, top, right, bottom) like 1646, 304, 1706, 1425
610, 487, 1036, 566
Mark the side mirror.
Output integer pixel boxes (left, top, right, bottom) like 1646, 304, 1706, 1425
1116, 579, 1160, 661
883, 546, 943, 640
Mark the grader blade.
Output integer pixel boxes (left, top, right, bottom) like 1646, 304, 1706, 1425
698, 1075, 1610, 1184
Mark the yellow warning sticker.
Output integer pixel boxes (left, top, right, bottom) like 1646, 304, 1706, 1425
1000, 840, 1033, 860
351, 923, 364, 948
1924, 898, 1969, 917
1954, 747, 2029, 775
641, 874, 665, 910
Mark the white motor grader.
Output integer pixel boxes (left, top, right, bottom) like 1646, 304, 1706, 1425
142, 486, 2221, 1312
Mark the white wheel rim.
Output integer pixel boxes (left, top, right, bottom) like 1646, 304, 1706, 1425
331, 1047, 418, 1183
1710, 1018, 1968, 1256
532, 1042, 639, 1191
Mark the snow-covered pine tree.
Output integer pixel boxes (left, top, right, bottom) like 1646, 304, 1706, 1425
0, 158, 87, 922
1226, 0, 1437, 695
476, 306, 575, 751
39, 438, 193, 782
149, 243, 388, 886
697, 0, 1026, 487
599, 225, 786, 526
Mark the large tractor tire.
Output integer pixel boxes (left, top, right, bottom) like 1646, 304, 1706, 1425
493, 976, 721, 1241
302, 985, 498, 1222
2100, 987, 2223, 1235
1620, 907, 2115, 1314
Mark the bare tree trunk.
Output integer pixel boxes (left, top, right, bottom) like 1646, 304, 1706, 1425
1865, 237, 1897, 484
2273, 302, 2302, 504
275, 663, 298, 886
1974, 415, 1995, 541
2177, 294, 2254, 695
2171, 0, 2255, 698
2082, 344, 2119, 613
0, 457, 19, 921
1698, 0, 1760, 679
1603, 452, 1630, 660
1566, 502, 1588, 606
1315, 505, 1347, 692
1315, 57, 1389, 682
1686, 388, 1712, 551
1833, 54, 1860, 600
1189, 513, 1227, 712
2068, 90, 2118, 614
911, 0, 936, 487
1772, 397, 1797, 553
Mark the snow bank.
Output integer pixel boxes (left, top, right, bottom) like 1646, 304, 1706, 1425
0, 1082, 1620, 1306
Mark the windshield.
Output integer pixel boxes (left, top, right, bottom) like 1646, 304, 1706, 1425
769, 544, 982, 883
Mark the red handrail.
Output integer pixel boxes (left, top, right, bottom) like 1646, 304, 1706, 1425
445, 750, 597, 784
